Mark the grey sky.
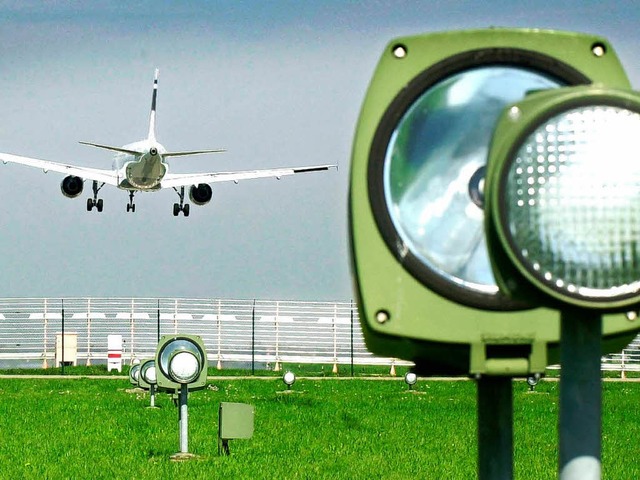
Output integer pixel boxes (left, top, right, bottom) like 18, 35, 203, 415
0, 1, 638, 300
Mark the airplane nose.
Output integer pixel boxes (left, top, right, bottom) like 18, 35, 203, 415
150, 147, 158, 156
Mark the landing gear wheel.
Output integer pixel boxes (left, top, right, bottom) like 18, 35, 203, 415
172, 186, 191, 217
126, 191, 136, 213
89, 181, 105, 213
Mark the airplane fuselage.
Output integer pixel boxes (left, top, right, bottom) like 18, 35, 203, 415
113, 140, 169, 191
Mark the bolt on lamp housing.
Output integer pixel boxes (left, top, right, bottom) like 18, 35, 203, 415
486, 86, 640, 312
349, 28, 640, 375
155, 334, 208, 392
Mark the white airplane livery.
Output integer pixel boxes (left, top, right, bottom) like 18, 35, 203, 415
0, 69, 335, 216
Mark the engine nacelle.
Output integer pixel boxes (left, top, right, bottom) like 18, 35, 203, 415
189, 183, 212, 206
60, 175, 84, 198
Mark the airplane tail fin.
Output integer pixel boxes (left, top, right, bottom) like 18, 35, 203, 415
147, 68, 159, 142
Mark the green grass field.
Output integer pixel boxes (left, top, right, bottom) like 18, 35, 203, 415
0, 376, 638, 479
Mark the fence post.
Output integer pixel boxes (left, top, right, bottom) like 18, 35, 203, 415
130, 299, 136, 363
42, 298, 49, 369
251, 300, 256, 376
86, 298, 92, 366
157, 299, 160, 343
61, 299, 65, 375
350, 300, 354, 377
332, 303, 338, 374
274, 301, 280, 372
216, 299, 222, 370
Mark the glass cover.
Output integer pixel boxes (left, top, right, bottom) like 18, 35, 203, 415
504, 105, 640, 300
159, 338, 203, 379
384, 66, 562, 294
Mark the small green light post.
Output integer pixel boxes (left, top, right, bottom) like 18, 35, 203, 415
155, 334, 208, 459
137, 359, 158, 408
128, 362, 141, 386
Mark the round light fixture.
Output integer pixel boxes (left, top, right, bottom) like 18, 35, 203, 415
140, 360, 157, 385
157, 337, 206, 386
488, 87, 640, 310
129, 364, 140, 386
283, 371, 296, 389
404, 372, 418, 389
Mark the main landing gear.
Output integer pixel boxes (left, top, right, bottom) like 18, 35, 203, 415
173, 186, 190, 217
126, 191, 136, 212
87, 181, 104, 212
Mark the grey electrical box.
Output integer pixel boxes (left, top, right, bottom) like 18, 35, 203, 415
219, 402, 254, 439
218, 402, 254, 455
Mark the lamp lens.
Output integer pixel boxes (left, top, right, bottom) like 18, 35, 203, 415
129, 364, 140, 384
503, 105, 640, 302
283, 371, 296, 385
405, 372, 417, 385
143, 364, 157, 384
169, 351, 200, 383
384, 66, 562, 295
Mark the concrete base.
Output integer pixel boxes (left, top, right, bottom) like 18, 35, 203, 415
170, 452, 198, 462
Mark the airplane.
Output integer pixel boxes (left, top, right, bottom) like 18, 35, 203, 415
0, 69, 335, 216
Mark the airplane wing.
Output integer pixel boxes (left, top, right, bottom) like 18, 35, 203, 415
160, 164, 336, 189
0, 152, 119, 186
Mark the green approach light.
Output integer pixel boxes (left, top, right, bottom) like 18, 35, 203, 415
349, 28, 639, 375
138, 359, 157, 390
129, 363, 141, 386
155, 334, 208, 392
486, 86, 640, 311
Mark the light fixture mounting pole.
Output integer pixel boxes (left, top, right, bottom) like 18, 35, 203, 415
477, 376, 513, 479
178, 383, 189, 454
559, 308, 602, 479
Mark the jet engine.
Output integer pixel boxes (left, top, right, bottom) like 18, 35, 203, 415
60, 175, 84, 198
189, 183, 212, 206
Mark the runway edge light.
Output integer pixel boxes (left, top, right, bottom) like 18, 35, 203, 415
348, 28, 640, 376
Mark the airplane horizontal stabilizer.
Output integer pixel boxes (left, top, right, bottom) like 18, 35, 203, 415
79, 141, 142, 156
163, 149, 226, 157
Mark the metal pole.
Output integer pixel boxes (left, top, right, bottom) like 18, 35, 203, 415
251, 300, 256, 376
178, 384, 189, 453
149, 384, 156, 408
157, 299, 160, 343
61, 299, 65, 375
559, 309, 602, 479
477, 376, 513, 480
350, 300, 354, 377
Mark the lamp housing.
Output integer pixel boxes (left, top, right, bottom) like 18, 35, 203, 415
137, 358, 157, 390
155, 334, 208, 392
486, 86, 640, 312
129, 364, 141, 386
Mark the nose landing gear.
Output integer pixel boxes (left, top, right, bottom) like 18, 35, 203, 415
126, 191, 136, 212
